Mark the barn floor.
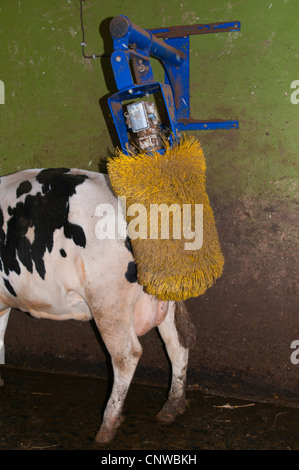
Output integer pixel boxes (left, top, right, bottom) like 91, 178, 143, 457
1, 366, 299, 452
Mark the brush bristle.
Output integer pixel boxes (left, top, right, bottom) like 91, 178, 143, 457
107, 136, 224, 301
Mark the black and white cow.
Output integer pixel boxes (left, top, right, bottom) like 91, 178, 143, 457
0, 168, 196, 444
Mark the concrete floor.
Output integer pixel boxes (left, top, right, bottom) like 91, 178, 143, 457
1, 366, 299, 452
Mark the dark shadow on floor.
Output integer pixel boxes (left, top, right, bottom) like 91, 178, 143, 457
1, 366, 299, 451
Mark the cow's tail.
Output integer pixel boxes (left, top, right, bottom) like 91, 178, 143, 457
174, 301, 197, 350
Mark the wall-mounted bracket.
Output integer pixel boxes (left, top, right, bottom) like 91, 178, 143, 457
150, 21, 240, 131
108, 16, 241, 153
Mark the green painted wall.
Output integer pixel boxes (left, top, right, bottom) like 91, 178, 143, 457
1, 1, 299, 404
0, 0, 298, 203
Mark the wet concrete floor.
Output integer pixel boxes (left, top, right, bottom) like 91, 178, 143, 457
1, 366, 299, 451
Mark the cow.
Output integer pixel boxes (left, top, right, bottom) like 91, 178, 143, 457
0, 168, 196, 444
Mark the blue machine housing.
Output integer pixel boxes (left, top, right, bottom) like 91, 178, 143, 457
108, 15, 241, 154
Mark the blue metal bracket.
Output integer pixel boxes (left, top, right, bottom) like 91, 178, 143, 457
108, 16, 240, 153
108, 82, 177, 153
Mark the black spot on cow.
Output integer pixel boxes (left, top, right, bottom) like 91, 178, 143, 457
3, 278, 17, 297
0, 168, 88, 280
16, 180, 32, 198
125, 236, 133, 254
125, 261, 138, 283
37, 168, 71, 193
63, 219, 86, 248
60, 249, 67, 258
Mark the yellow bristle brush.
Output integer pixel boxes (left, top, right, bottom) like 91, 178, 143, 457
107, 136, 224, 301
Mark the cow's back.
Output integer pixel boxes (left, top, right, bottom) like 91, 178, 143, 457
0, 168, 135, 321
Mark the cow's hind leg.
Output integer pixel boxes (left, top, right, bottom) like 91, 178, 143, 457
93, 312, 142, 444
0, 308, 11, 386
157, 301, 196, 423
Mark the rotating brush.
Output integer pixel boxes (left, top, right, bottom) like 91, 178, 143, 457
108, 136, 224, 301
104, 15, 239, 300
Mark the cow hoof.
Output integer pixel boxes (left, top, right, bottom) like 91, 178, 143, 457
156, 410, 175, 424
95, 428, 117, 445
95, 415, 124, 444
157, 398, 187, 423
